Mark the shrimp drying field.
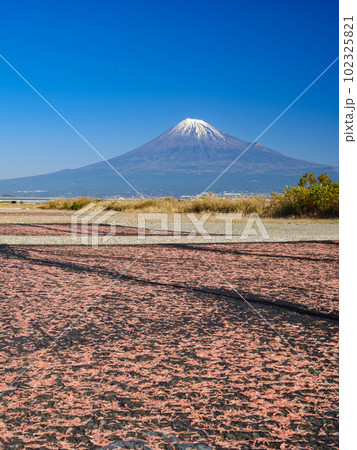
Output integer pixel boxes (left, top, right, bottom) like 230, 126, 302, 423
0, 231, 338, 449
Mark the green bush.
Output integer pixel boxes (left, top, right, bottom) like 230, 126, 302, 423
272, 173, 339, 218
70, 201, 82, 210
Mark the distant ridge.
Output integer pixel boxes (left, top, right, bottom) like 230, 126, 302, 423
0, 118, 338, 196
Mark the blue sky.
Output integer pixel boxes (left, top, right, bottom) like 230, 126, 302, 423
0, 0, 338, 179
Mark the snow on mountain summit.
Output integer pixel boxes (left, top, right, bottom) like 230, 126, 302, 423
0, 114, 339, 197
160, 118, 227, 145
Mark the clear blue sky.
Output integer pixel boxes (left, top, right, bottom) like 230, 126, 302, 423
0, 0, 338, 179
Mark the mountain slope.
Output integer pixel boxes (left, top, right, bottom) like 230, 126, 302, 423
0, 119, 338, 196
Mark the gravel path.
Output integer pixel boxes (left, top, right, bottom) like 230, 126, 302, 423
0, 221, 338, 245
0, 233, 338, 245
0, 211, 339, 244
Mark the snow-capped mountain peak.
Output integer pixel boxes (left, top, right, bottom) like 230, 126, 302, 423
0, 116, 338, 197
161, 118, 227, 145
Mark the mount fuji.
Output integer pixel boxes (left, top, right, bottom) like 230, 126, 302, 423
0, 118, 338, 197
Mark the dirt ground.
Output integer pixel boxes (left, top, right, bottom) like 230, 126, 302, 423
0, 237, 338, 449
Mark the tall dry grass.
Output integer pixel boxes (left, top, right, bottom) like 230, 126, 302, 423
40, 174, 339, 218
41, 195, 275, 216
41, 197, 98, 211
